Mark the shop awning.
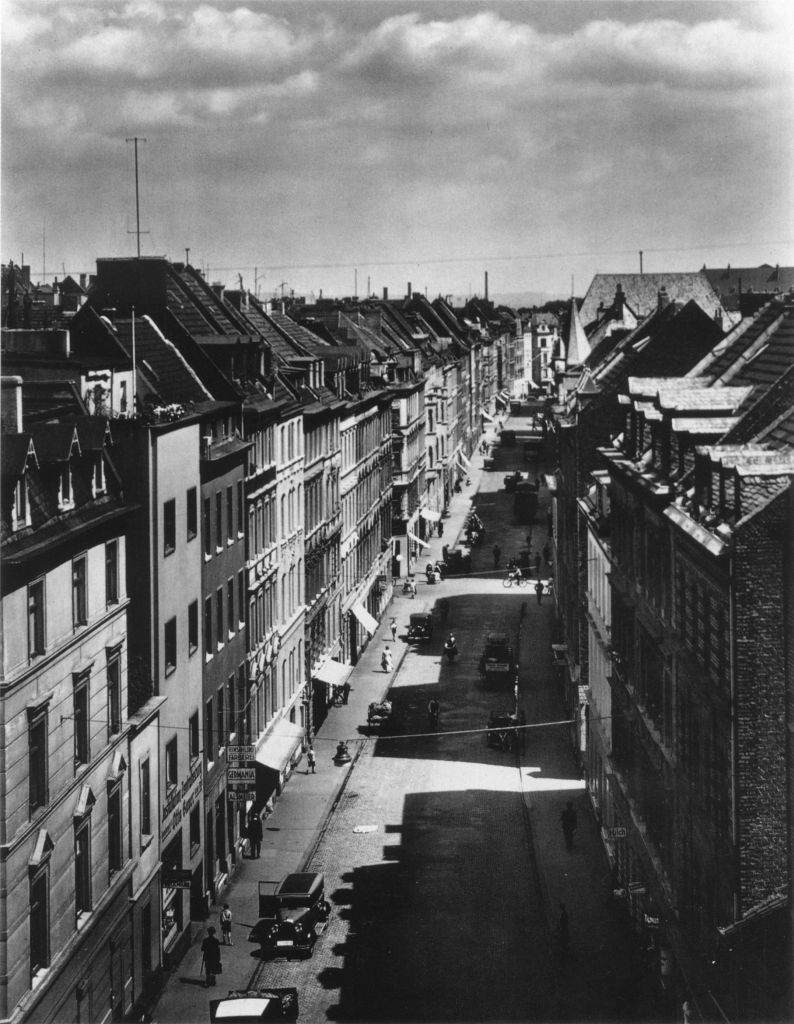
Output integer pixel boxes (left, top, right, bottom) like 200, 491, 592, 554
313, 658, 353, 687
419, 508, 441, 522
351, 602, 379, 635
407, 530, 430, 551
481, 410, 494, 422
255, 719, 305, 774
495, 394, 507, 406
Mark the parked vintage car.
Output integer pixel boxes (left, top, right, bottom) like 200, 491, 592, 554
503, 471, 524, 492
407, 611, 433, 642
210, 988, 299, 1022
487, 710, 519, 751
478, 631, 518, 687
248, 872, 330, 958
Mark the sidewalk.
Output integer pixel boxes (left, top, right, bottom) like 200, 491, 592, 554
149, 437, 487, 1023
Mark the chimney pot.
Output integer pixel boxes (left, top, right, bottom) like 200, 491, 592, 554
383, 287, 388, 301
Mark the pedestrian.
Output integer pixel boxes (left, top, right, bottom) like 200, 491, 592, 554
559, 903, 570, 952
535, 579, 544, 605
220, 903, 233, 945
200, 926, 222, 986
427, 696, 440, 730
248, 811, 263, 858
492, 543, 501, 569
525, 532, 532, 550
437, 519, 444, 538
409, 577, 417, 599
442, 543, 449, 564
534, 552, 542, 576
561, 801, 577, 849
342, 680, 351, 704
307, 745, 316, 773
381, 647, 393, 674
390, 617, 398, 642
543, 542, 551, 566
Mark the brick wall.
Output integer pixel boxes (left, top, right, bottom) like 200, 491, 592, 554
733, 487, 789, 913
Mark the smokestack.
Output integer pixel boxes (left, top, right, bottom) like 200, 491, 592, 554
383, 287, 388, 301
484, 271, 489, 302
407, 281, 412, 298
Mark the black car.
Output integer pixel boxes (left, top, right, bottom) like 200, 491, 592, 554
249, 872, 330, 958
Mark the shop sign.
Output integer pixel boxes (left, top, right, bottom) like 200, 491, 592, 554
606, 826, 627, 839
227, 767, 256, 783
228, 789, 256, 802
162, 869, 192, 890
227, 745, 255, 762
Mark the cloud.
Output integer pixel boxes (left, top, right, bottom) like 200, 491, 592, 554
2, 2, 792, 296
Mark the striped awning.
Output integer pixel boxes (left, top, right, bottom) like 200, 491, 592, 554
407, 530, 430, 550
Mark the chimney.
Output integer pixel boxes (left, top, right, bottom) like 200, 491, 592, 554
383, 287, 389, 301
79, 273, 87, 289
614, 283, 625, 317
484, 271, 489, 302
407, 282, 412, 298
23, 293, 32, 328
211, 282, 225, 300
657, 285, 670, 310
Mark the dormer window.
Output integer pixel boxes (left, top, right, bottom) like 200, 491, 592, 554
92, 456, 106, 498
59, 465, 74, 510
13, 475, 30, 531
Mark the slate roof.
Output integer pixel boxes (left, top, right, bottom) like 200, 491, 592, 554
1, 433, 36, 477
579, 273, 725, 329
690, 301, 788, 384
29, 422, 80, 462
112, 317, 212, 404
702, 264, 794, 297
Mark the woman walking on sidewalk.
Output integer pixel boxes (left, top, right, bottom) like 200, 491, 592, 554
381, 646, 393, 674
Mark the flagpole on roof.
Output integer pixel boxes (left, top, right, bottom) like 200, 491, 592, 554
131, 306, 137, 416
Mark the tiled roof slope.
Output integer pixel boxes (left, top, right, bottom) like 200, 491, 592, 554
580, 272, 725, 329
593, 301, 724, 393
717, 309, 794, 390
688, 301, 788, 384
702, 264, 794, 297
267, 309, 332, 358
112, 316, 212, 404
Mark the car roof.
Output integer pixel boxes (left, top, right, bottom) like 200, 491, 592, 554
276, 872, 323, 896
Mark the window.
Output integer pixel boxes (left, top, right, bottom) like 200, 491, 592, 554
163, 498, 176, 556
72, 555, 87, 627
140, 757, 152, 839
186, 487, 198, 541
205, 698, 214, 762
216, 588, 224, 650
227, 487, 234, 543
108, 784, 123, 873
165, 737, 178, 789
73, 671, 90, 768
237, 481, 244, 535
189, 712, 199, 761
30, 868, 50, 977
164, 617, 177, 676
189, 804, 201, 854
93, 455, 106, 497
105, 540, 119, 605
14, 475, 29, 529
215, 492, 223, 550
188, 600, 199, 655
227, 579, 235, 637
204, 497, 212, 557
59, 465, 73, 509
227, 674, 236, 743
107, 648, 121, 738
238, 571, 246, 627
217, 686, 225, 752
75, 820, 91, 916
28, 579, 46, 658
204, 597, 213, 657
29, 706, 48, 814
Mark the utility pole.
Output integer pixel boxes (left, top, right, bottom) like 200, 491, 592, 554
125, 136, 149, 257
639, 250, 644, 274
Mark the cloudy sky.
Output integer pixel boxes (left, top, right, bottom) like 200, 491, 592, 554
3, 0, 793, 300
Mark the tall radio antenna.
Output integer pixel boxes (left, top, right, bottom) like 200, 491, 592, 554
125, 137, 150, 257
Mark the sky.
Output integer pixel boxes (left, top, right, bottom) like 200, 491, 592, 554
3, 0, 794, 301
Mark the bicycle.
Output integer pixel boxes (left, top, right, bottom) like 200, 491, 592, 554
503, 573, 528, 588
